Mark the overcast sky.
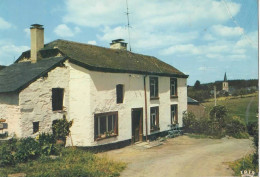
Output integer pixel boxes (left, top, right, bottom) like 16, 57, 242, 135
0, 0, 258, 85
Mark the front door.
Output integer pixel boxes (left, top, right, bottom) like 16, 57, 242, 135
131, 108, 143, 143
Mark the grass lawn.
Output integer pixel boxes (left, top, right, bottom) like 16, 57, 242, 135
0, 148, 126, 177
229, 154, 258, 176
203, 92, 258, 123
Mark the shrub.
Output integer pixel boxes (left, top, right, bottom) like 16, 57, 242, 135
0, 143, 15, 167
14, 137, 41, 163
183, 112, 198, 133
52, 116, 73, 143
226, 116, 249, 138
247, 122, 258, 136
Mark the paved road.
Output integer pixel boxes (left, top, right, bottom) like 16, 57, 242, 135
98, 136, 254, 177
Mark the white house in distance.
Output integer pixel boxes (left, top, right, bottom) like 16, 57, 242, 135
0, 24, 188, 148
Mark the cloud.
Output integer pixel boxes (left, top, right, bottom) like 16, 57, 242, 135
24, 28, 30, 37
0, 17, 12, 30
87, 40, 97, 45
198, 66, 216, 71
161, 44, 200, 56
211, 25, 243, 37
0, 41, 29, 65
54, 24, 81, 37
63, 0, 241, 50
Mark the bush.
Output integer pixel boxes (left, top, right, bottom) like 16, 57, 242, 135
14, 137, 41, 163
52, 116, 73, 143
0, 143, 15, 167
247, 122, 258, 136
226, 116, 249, 138
183, 112, 198, 133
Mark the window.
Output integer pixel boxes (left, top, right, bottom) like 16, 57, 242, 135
52, 88, 64, 111
116, 84, 124, 103
171, 105, 178, 124
150, 77, 158, 99
150, 107, 159, 132
94, 112, 118, 140
170, 78, 177, 97
33, 121, 39, 134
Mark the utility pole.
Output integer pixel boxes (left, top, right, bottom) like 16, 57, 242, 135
214, 85, 217, 106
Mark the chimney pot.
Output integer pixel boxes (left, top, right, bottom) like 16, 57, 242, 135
30, 24, 44, 63
110, 39, 127, 50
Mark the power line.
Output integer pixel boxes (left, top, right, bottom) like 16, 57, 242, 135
223, 0, 257, 47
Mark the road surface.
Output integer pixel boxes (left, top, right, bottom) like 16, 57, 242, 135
98, 136, 254, 177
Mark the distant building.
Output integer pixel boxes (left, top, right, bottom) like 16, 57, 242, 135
222, 72, 229, 92
187, 97, 206, 118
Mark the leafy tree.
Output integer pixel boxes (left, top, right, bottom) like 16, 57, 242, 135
194, 80, 201, 90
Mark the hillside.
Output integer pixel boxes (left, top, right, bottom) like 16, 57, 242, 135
0, 65, 5, 70
188, 79, 258, 101
203, 93, 258, 123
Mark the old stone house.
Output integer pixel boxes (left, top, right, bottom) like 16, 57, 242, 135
0, 24, 188, 147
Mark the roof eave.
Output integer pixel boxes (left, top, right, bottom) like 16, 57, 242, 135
69, 59, 188, 78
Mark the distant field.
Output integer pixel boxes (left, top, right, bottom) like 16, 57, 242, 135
203, 93, 258, 123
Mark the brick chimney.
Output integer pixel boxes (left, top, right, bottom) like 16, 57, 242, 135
30, 24, 44, 63
110, 39, 127, 50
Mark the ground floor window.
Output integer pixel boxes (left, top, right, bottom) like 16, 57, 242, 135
94, 112, 118, 140
150, 107, 159, 132
33, 121, 39, 134
171, 105, 178, 124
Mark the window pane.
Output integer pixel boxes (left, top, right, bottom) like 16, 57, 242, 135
108, 115, 114, 132
150, 77, 158, 98
99, 116, 106, 135
170, 78, 177, 96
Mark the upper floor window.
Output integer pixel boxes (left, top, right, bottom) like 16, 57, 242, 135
94, 112, 118, 141
170, 78, 177, 97
52, 88, 64, 111
171, 105, 178, 124
150, 107, 159, 132
150, 77, 158, 99
116, 84, 124, 103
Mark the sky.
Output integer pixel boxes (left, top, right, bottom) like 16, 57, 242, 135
0, 0, 258, 85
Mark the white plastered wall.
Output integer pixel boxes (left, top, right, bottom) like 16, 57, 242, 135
0, 93, 21, 137
18, 61, 70, 137
67, 62, 187, 147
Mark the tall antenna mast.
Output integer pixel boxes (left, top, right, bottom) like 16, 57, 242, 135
125, 0, 132, 51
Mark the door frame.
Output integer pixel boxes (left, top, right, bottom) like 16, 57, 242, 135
131, 108, 143, 143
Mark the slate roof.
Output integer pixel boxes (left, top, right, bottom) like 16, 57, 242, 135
16, 39, 188, 78
0, 57, 66, 93
187, 97, 199, 105
224, 72, 227, 82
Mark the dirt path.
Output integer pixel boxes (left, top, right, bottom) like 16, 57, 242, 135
245, 96, 255, 124
98, 136, 254, 177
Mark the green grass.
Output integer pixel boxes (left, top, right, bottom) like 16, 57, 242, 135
203, 93, 258, 124
229, 154, 258, 176
0, 148, 126, 177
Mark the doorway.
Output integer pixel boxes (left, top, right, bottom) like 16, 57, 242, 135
131, 108, 143, 143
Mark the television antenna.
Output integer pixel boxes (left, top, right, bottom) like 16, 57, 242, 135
125, 0, 132, 51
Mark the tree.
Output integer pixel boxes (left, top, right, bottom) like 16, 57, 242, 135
194, 80, 201, 90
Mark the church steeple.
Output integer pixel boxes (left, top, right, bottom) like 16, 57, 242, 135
222, 72, 229, 92
224, 72, 227, 82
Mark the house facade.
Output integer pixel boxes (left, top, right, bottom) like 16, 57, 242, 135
0, 24, 188, 147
